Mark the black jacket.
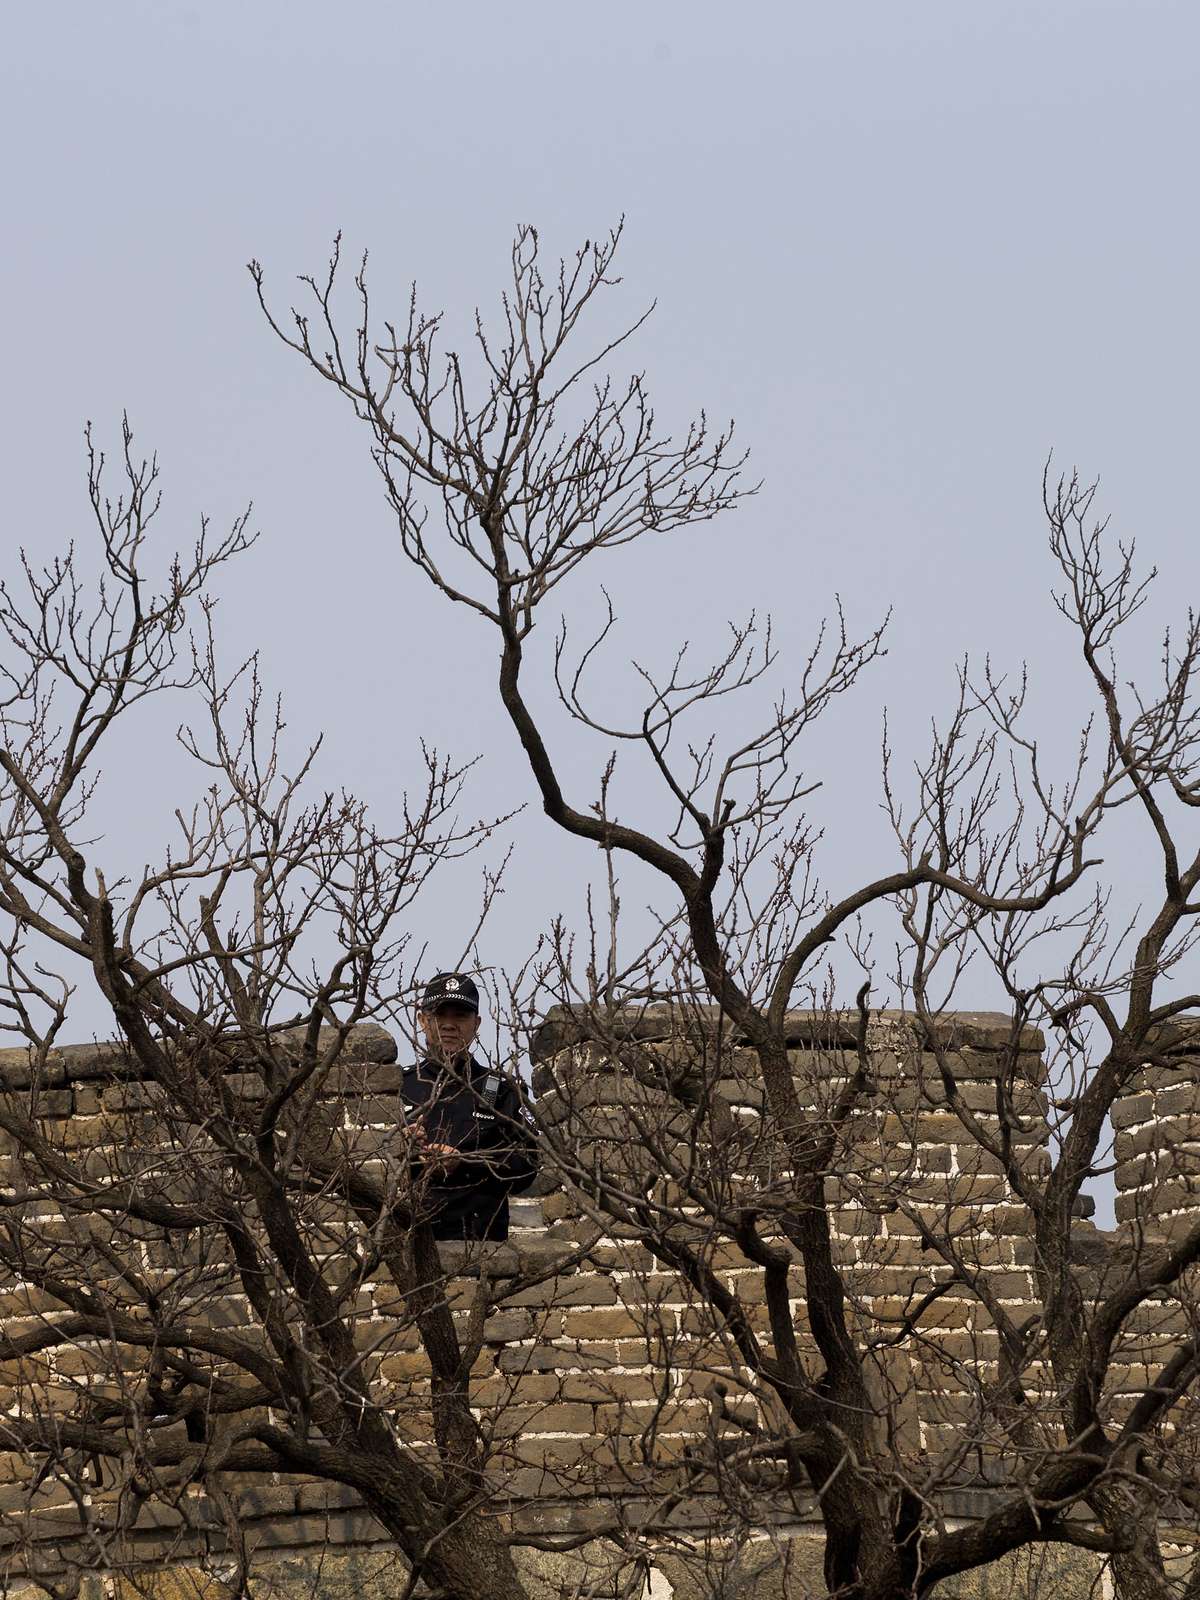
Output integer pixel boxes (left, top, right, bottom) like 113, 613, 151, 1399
400, 1055, 538, 1240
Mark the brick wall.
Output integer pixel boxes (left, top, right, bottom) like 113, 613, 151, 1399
1112, 1020, 1200, 1238
0, 1010, 1192, 1593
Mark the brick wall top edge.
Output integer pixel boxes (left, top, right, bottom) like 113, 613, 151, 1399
18, 1005, 1197, 1089
0, 1021, 397, 1091
1137, 1016, 1200, 1054
530, 1006, 1045, 1063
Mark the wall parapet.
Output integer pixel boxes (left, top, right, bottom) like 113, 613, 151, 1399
0, 1011, 1192, 1595
1113, 1027, 1200, 1237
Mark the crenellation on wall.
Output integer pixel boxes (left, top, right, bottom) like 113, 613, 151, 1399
1112, 1038, 1200, 1235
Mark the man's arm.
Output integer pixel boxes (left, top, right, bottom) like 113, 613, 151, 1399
399, 1072, 465, 1176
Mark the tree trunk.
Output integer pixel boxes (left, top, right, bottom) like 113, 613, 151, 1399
418, 1517, 530, 1600
1090, 1482, 1171, 1600
366, 1491, 530, 1600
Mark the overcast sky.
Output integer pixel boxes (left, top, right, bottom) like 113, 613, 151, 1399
2, 2, 1198, 1076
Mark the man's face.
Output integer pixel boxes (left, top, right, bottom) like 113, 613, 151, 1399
419, 1002, 480, 1060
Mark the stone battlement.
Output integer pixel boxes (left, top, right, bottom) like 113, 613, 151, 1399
0, 1011, 1194, 1595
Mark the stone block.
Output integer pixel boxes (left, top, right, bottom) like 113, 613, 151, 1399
508, 1197, 544, 1229
56, 1114, 113, 1150
1151, 1084, 1200, 1118
101, 1080, 168, 1112
1115, 1169, 1200, 1242
1111, 1090, 1155, 1131
531, 1005, 697, 1065
1116, 1112, 1200, 1161
496, 1342, 614, 1373
236, 1485, 298, 1518
505, 1273, 618, 1308
377, 1349, 430, 1382
560, 1307, 653, 1339
507, 1433, 594, 1467
1127, 1056, 1200, 1090
473, 1371, 562, 1406
241, 1513, 343, 1548
1119, 1298, 1194, 1337
491, 1401, 595, 1438
294, 1482, 364, 1513
1116, 1147, 1200, 1192
10, 1089, 74, 1119
558, 1370, 665, 1402
538, 1190, 582, 1222
920, 1327, 1002, 1363
256, 1021, 398, 1067
1116, 1176, 1200, 1221
321, 1062, 405, 1096
0, 1040, 128, 1091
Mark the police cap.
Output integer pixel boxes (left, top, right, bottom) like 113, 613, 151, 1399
420, 972, 481, 1014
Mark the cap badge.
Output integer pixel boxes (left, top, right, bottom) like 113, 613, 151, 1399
445, 977, 459, 991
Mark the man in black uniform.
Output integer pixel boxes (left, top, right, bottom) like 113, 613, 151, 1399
402, 972, 537, 1241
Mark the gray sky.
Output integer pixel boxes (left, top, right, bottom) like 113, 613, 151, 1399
3, 1, 1198, 1071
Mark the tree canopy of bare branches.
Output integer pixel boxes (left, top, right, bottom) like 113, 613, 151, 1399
0, 424, 581, 1600
249, 225, 1200, 1600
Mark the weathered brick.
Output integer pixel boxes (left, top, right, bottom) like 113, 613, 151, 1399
1116, 1178, 1200, 1221
496, 1342, 614, 1374
594, 1397, 722, 1435
295, 1482, 364, 1514
243, 1514, 343, 1548
918, 1328, 1002, 1362
1116, 1148, 1200, 1192
616, 1274, 694, 1307
481, 1308, 539, 1343
560, 1307, 653, 1339
473, 1372, 563, 1406
55, 1114, 113, 1150
1111, 1091, 1155, 1131
558, 1371, 667, 1402
237, 1485, 298, 1518
1120, 1177, 1200, 1209
490, 1401, 594, 1437
1126, 1061, 1200, 1094
507, 1434, 593, 1466
1116, 1113, 1200, 1161
378, 1349, 430, 1382
505, 1274, 618, 1309
1119, 1300, 1193, 1337
100, 1081, 167, 1112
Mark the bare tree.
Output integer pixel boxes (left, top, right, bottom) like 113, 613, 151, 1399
0, 424, 595, 1600
254, 226, 1200, 1600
